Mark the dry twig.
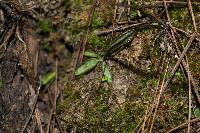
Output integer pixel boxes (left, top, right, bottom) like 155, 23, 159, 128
187, 0, 197, 32
186, 57, 192, 133
46, 58, 59, 133
166, 118, 200, 133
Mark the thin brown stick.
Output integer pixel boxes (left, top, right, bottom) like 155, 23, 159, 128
34, 46, 39, 78
46, 58, 59, 133
55, 117, 64, 133
174, 27, 200, 42
140, 110, 148, 133
137, 103, 155, 133
186, 57, 192, 133
166, 118, 200, 133
96, 22, 159, 35
153, 1, 200, 5
187, 0, 197, 32
46, 109, 53, 133
112, 0, 117, 36
163, 0, 170, 22
127, 0, 130, 22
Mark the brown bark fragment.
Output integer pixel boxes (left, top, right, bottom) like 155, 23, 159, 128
0, 1, 38, 132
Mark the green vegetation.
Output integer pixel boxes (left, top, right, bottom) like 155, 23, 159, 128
88, 33, 106, 48
37, 20, 50, 33
170, 7, 193, 32
57, 0, 200, 132
92, 13, 105, 28
58, 86, 143, 132
41, 71, 56, 85
75, 58, 102, 76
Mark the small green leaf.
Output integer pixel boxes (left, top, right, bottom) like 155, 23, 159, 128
194, 107, 200, 118
41, 71, 56, 85
75, 58, 101, 76
84, 51, 100, 58
102, 63, 112, 83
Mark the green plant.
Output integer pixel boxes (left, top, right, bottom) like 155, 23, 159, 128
75, 30, 137, 83
75, 50, 112, 83
41, 71, 56, 85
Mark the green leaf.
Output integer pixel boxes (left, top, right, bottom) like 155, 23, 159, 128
75, 58, 101, 76
102, 63, 112, 83
104, 30, 137, 58
194, 107, 200, 118
41, 71, 56, 85
84, 51, 100, 58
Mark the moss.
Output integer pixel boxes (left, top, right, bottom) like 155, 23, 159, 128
92, 13, 105, 28
74, 0, 83, 5
174, 70, 184, 81
111, 101, 144, 133
57, 86, 82, 114
40, 41, 53, 52
37, 20, 50, 33
188, 52, 200, 83
88, 32, 106, 48
59, 85, 144, 132
170, 7, 193, 32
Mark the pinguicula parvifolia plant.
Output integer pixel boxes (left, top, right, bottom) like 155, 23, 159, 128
75, 30, 137, 83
